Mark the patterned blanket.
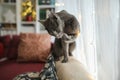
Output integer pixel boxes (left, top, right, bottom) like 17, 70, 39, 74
13, 54, 58, 80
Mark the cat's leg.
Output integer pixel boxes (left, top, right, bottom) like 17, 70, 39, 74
52, 51, 60, 61
61, 41, 69, 63
69, 41, 76, 56
52, 38, 63, 61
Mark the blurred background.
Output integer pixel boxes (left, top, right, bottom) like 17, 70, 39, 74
0, 0, 120, 80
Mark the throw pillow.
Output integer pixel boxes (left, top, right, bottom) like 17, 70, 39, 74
55, 57, 95, 80
17, 33, 51, 62
7, 35, 20, 59
0, 35, 11, 58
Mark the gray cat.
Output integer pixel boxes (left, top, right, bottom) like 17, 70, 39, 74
39, 10, 80, 63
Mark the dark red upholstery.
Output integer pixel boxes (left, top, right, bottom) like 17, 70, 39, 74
0, 42, 4, 58
0, 60, 45, 80
0, 35, 11, 58
7, 35, 20, 59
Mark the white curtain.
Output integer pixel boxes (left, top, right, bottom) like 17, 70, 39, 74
55, 0, 120, 80
95, 0, 119, 80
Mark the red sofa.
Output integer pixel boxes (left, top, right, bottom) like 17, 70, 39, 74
0, 33, 51, 80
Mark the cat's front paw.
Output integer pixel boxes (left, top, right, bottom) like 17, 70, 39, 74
62, 58, 68, 63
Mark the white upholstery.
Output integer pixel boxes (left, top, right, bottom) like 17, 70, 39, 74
55, 57, 95, 80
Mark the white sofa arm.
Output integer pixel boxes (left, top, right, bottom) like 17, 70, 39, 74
55, 57, 95, 80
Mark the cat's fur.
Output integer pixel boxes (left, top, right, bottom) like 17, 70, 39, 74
39, 10, 80, 63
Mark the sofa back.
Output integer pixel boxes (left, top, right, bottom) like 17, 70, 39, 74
0, 33, 52, 61
0, 35, 20, 59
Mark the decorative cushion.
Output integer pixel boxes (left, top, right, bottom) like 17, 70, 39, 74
0, 35, 11, 58
55, 57, 95, 80
0, 35, 11, 47
0, 42, 4, 59
17, 33, 51, 62
7, 35, 20, 59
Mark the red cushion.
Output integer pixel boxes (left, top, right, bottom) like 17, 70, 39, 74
7, 35, 20, 59
0, 35, 11, 58
0, 35, 11, 47
17, 33, 51, 62
0, 43, 4, 58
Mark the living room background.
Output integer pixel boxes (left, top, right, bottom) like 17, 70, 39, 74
0, 0, 120, 80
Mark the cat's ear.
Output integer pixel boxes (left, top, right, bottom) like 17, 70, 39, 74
47, 10, 55, 18
47, 10, 59, 19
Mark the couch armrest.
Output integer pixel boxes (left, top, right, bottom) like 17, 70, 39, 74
55, 57, 95, 80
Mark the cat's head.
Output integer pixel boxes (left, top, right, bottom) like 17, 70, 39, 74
39, 11, 64, 38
